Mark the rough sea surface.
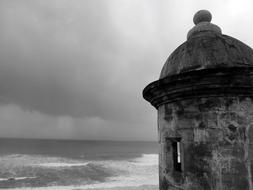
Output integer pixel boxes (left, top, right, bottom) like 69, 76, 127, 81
0, 139, 159, 190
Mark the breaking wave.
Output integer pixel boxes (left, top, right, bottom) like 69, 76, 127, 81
0, 154, 158, 189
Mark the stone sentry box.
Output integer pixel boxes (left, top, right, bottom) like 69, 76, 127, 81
143, 10, 253, 190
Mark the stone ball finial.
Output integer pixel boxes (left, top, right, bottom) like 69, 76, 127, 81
193, 10, 212, 25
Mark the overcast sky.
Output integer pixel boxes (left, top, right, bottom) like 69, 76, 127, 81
0, 0, 252, 141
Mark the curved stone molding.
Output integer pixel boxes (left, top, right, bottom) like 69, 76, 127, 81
143, 67, 253, 109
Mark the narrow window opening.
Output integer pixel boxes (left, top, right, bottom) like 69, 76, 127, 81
177, 142, 181, 163
171, 138, 181, 172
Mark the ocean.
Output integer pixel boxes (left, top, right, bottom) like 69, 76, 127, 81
0, 138, 159, 190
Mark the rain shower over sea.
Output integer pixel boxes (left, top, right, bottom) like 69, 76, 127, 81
0, 138, 158, 190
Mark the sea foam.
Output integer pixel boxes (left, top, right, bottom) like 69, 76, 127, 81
0, 153, 158, 189
34, 162, 90, 167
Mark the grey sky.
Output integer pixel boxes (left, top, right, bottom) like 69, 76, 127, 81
0, 0, 252, 141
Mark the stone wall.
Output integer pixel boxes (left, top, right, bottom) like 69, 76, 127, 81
158, 97, 253, 190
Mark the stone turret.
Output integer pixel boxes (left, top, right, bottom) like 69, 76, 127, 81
143, 10, 253, 190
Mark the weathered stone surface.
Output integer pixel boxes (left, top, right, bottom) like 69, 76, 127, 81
159, 33, 253, 79
144, 67, 253, 189
142, 10, 253, 190
193, 10, 212, 25
143, 67, 253, 109
158, 97, 253, 190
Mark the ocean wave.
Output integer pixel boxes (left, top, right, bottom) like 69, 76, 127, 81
34, 162, 90, 167
0, 176, 37, 181
3, 184, 159, 190
0, 153, 158, 189
131, 154, 158, 166
0, 162, 116, 188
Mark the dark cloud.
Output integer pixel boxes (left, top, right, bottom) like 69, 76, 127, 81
0, 0, 252, 140
0, 0, 174, 124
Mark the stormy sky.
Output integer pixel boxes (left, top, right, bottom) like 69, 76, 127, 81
0, 0, 252, 141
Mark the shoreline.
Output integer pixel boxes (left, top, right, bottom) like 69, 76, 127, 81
82, 184, 159, 190
7, 184, 159, 190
